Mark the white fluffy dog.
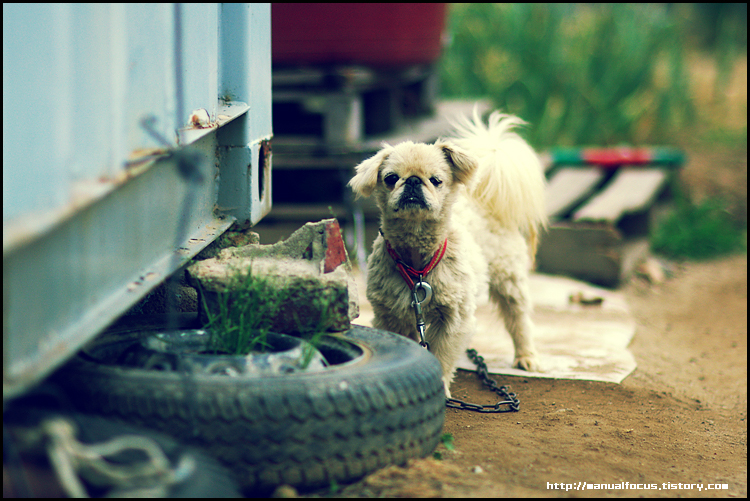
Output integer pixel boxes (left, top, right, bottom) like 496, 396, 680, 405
349, 109, 547, 397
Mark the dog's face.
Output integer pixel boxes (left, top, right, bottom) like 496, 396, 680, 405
349, 141, 478, 223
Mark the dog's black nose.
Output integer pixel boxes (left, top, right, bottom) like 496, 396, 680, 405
398, 175, 428, 210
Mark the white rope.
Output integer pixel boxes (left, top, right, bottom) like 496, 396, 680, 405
42, 417, 195, 497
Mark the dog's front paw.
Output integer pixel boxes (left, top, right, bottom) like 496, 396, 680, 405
513, 354, 541, 372
442, 376, 452, 399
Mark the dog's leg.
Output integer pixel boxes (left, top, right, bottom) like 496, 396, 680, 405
373, 306, 456, 397
425, 328, 460, 399
489, 274, 541, 372
425, 306, 476, 399
370, 304, 420, 343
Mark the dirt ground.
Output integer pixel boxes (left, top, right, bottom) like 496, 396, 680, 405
314, 252, 746, 498
321, 205, 746, 498
301, 88, 748, 497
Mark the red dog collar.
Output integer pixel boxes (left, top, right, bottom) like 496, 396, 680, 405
382, 233, 448, 290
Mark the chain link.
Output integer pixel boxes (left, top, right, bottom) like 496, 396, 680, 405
445, 348, 520, 413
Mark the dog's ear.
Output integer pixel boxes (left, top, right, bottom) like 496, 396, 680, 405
437, 141, 477, 185
348, 145, 392, 198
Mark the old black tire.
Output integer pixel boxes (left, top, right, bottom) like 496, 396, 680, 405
53, 324, 445, 493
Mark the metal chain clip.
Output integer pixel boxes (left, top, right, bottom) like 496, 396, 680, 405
410, 275, 433, 350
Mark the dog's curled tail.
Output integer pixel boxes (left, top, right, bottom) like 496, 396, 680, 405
450, 107, 548, 256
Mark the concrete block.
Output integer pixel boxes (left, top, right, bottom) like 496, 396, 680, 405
188, 219, 359, 334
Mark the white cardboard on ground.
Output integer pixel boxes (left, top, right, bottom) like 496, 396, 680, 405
353, 270, 637, 384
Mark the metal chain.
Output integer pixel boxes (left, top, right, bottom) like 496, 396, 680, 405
383, 232, 520, 413
390, 243, 520, 413
445, 348, 520, 413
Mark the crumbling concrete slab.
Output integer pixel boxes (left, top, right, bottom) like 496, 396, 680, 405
188, 219, 359, 334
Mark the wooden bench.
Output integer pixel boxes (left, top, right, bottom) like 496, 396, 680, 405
538, 161, 675, 287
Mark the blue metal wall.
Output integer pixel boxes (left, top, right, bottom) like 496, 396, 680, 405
3, 3, 272, 398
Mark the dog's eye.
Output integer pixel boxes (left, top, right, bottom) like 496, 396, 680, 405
430, 177, 442, 187
384, 173, 399, 187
